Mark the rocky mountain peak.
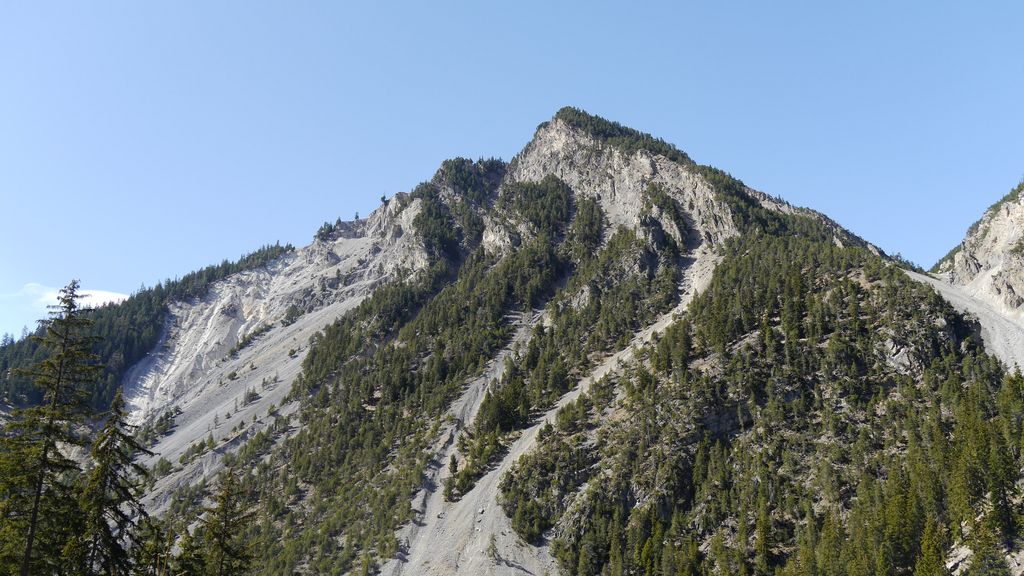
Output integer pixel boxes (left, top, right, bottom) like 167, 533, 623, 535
510, 107, 881, 256
509, 108, 739, 249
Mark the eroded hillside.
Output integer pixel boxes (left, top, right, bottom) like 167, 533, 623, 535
126, 195, 430, 515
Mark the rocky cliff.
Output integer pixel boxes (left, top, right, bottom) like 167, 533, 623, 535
126, 194, 430, 514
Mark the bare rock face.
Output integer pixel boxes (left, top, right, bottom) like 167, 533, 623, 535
934, 183, 1024, 318
906, 182, 1024, 374
508, 117, 878, 256
508, 118, 740, 249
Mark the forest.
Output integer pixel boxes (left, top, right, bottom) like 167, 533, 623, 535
500, 232, 1019, 576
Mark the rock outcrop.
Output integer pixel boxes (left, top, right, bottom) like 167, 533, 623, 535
934, 182, 1024, 318
916, 181, 1024, 372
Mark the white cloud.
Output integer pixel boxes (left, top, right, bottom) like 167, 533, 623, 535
77, 289, 129, 309
0, 282, 50, 301
21, 284, 128, 310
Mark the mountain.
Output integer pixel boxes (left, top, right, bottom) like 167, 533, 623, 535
3, 108, 1024, 575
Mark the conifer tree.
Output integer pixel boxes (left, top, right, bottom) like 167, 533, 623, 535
174, 530, 207, 576
984, 428, 1015, 545
0, 280, 98, 575
966, 523, 1010, 576
753, 489, 772, 575
78, 388, 152, 575
913, 516, 949, 576
202, 469, 252, 576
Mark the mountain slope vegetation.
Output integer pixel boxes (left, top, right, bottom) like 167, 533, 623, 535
503, 228, 1019, 575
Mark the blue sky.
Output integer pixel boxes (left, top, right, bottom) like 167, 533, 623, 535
1, 2, 1022, 337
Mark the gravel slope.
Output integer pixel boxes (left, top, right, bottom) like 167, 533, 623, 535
907, 271, 1024, 372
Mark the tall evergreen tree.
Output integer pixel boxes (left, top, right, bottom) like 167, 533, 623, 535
984, 428, 1015, 545
0, 280, 99, 575
966, 523, 1010, 576
77, 388, 152, 575
913, 516, 949, 576
202, 469, 252, 576
754, 488, 772, 575
173, 530, 207, 576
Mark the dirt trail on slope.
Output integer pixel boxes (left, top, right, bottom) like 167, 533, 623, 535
907, 271, 1024, 371
381, 249, 719, 576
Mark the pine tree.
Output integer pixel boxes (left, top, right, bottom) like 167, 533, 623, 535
174, 529, 207, 576
754, 489, 772, 575
913, 516, 949, 576
816, 511, 845, 576
202, 469, 252, 576
0, 280, 99, 575
78, 388, 152, 575
883, 467, 922, 571
984, 428, 1015, 545
966, 522, 1010, 576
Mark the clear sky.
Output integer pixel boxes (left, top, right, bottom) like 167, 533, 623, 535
1, 2, 1022, 337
